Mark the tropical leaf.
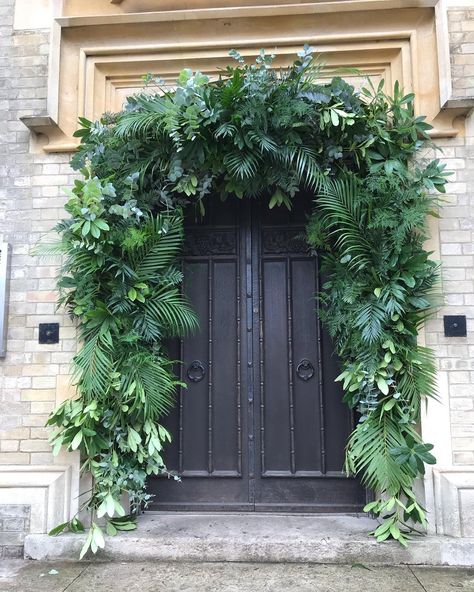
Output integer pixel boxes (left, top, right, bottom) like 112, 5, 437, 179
224, 150, 260, 180
72, 329, 114, 400
317, 176, 372, 270
121, 352, 178, 419
130, 213, 184, 280
354, 300, 387, 343
140, 285, 198, 338
346, 413, 415, 495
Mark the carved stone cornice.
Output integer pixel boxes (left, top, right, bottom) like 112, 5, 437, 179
20, 0, 468, 151
19, 115, 78, 153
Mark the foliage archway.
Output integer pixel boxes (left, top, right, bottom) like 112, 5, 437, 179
39, 47, 447, 556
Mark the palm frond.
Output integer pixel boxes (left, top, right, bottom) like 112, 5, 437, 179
31, 240, 67, 257
115, 95, 169, 138
120, 352, 177, 420
139, 286, 198, 339
130, 213, 184, 280
354, 299, 387, 343
317, 177, 372, 270
73, 329, 114, 400
398, 345, 438, 410
224, 151, 260, 179
346, 413, 414, 495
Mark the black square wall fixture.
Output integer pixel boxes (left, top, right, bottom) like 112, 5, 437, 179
443, 315, 467, 337
39, 323, 59, 344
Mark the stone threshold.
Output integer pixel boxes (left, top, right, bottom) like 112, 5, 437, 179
24, 513, 474, 567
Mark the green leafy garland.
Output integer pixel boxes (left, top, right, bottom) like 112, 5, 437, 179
307, 174, 440, 545
37, 47, 448, 556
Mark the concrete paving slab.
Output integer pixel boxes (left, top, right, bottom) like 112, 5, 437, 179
65, 562, 424, 592
3, 560, 474, 592
24, 513, 474, 566
0, 560, 430, 592
412, 567, 474, 591
0, 560, 86, 592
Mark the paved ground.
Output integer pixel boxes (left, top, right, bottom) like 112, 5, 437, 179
1, 560, 473, 592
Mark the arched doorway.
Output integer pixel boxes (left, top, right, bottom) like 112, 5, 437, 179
149, 195, 366, 512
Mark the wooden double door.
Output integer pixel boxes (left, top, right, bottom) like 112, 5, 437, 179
148, 195, 365, 512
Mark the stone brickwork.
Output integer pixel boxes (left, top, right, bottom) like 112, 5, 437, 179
427, 125, 474, 466
0, 504, 30, 558
0, 0, 77, 469
425, 7, 474, 467
449, 8, 474, 98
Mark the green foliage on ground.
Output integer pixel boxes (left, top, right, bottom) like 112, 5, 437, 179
36, 46, 448, 556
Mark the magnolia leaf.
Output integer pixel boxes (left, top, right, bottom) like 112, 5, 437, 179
363, 501, 378, 513
70, 518, 85, 533
81, 220, 91, 236
106, 494, 116, 517
114, 500, 126, 517
110, 519, 137, 531
376, 377, 389, 396
48, 522, 68, 537
52, 439, 63, 456
383, 398, 396, 411
94, 219, 110, 231
70, 431, 83, 451
93, 525, 105, 550
96, 500, 108, 519
79, 528, 93, 560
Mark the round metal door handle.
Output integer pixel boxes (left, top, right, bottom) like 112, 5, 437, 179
296, 359, 315, 381
187, 360, 205, 383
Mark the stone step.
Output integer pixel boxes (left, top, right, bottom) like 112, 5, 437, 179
24, 513, 474, 566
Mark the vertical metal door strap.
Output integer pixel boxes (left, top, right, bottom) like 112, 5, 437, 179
178, 259, 185, 474
286, 256, 296, 475
258, 242, 265, 477
236, 248, 243, 476
208, 260, 213, 474
315, 265, 327, 474
246, 204, 255, 496
0, 243, 11, 358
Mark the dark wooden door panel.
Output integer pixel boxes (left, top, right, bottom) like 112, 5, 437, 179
149, 196, 365, 512
259, 256, 323, 477
209, 259, 241, 476
253, 201, 365, 511
149, 202, 249, 509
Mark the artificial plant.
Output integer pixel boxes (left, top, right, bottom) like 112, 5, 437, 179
37, 46, 448, 555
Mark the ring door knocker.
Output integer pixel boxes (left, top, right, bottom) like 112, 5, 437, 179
187, 360, 205, 383
296, 358, 315, 381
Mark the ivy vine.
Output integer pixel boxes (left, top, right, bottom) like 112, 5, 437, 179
37, 46, 448, 556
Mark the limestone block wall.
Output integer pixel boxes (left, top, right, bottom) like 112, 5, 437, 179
0, 504, 30, 558
432, 109, 474, 468
0, 0, 75, 467
0, 0, 472, 547
0, 0, 78, 550
424, 6, 474, 469
449, 6, 474, 98
418, 7, 474, 537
